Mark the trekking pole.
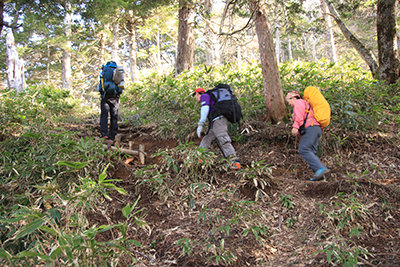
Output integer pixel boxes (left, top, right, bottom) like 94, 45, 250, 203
101, 73, 106, 98
215, 139, 227, 159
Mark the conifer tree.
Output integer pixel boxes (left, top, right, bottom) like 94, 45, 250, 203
176, 0, 194, 75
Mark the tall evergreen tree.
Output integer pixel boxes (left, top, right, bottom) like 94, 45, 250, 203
176, 0, 194, 75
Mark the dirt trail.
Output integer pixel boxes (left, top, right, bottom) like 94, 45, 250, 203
83, 121, 400, 266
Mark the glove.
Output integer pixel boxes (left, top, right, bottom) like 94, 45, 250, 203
197, 123, 204, 138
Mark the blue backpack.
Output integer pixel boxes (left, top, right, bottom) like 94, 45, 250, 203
98, 61, 123, 98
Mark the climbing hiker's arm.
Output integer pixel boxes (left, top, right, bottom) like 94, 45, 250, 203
197, 105, 209, 138
199, 105, 209, 124
292, 100, 307, 130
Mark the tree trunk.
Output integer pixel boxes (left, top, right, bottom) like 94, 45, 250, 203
377, 0, 399, 84
0, 0, 4, 36
62, 0, 72, 90
176, 0, 194, 75
396, 32, 400, 57
237, 45, 241, 65
311, 34, 317, 62
303, 35, 308, 54
204, 0, 213, 67
283, 5, 293, 61
204, 0, 220, 67
98, 28, 107, 65
212, 30, 221, 66
6, 30, 25, 92
204, 31, 214, 66
274, 5, 280, 63
6, 30, 26, 93
324, 0, 378, 78
156, 31, 162, 73
321, 0, 337, 63
251, 0, 286, 123
397, 1, 400, 56
112, 20, 119, 63
46, 43, 50, 81
127, 19, 138, 83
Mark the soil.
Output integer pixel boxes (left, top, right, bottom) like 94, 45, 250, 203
81, 120, 400, 266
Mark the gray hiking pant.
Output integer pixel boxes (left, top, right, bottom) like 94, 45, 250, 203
200, 116, 236, 158
298, 125, 325, 173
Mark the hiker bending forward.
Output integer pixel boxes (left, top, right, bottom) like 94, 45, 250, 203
286, 91, 330, 181
193, 87, 241, 170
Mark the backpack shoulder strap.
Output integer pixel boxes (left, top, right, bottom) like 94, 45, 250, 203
304, 101, 311, 114
205, 90, 217, 102
215, 83, 231, 90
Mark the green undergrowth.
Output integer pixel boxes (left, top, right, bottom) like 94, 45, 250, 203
135, 141, 273, 203
136, 142, 273, 265
0, 60, 399, 265
0, 85, 143, 265
121, 59, 400, 140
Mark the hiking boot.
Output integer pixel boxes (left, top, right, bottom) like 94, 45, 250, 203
310, 167, 330, 181
310, 175, 326, 182
230, 159, 241, 170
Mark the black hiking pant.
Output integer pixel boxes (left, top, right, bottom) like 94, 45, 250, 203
100, 96, 119, 140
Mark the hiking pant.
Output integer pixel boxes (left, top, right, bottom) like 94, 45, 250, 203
200, 116, 236, 158
299, 125, 325, 173
100, 96, 119, 140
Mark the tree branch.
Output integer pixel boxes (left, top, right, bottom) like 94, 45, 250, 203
323, 0, 378, 77
219, 0, 255, 36
0, 21, 21, 29
219, 9, 255, 36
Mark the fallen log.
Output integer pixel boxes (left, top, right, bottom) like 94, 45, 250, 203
103, 143, 146, 164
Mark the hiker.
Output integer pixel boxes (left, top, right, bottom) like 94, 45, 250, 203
193, 87, 241, 170
98, 61, 124, 141
286, 90, 330, 181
